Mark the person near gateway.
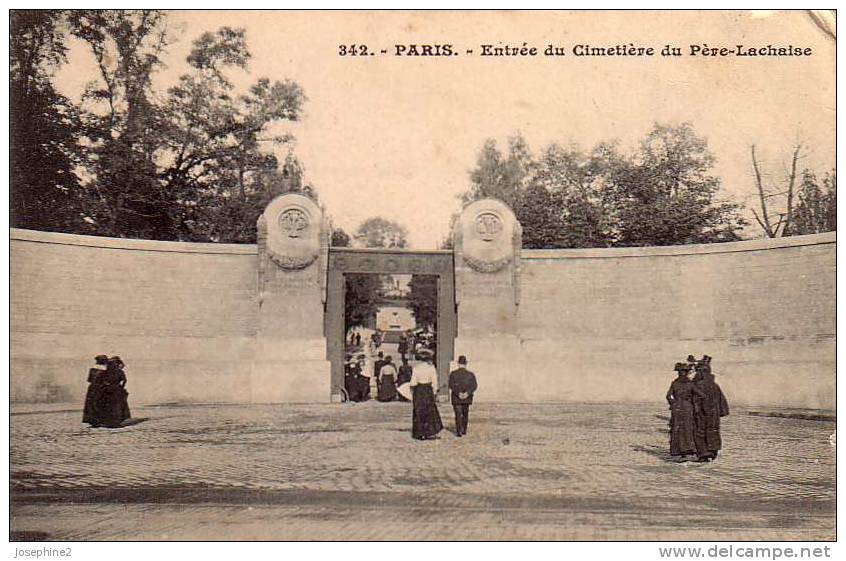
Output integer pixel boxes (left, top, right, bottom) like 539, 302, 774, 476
409, 356, 443, 440
372, 351, 385, 399
83, 354, 109, 425
691, 355, 729, 462
398, 335, 408, 361
448, 355, 478, 437
397, 356, 413, 402
377, 355, 398, 402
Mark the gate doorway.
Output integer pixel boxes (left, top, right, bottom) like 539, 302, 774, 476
325, 248, 456, 401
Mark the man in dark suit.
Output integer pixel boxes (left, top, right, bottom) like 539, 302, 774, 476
448, 355, 478, 437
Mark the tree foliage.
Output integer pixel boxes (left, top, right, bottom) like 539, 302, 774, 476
344, 274, 380, 333
68, 10, 173, 239
610, 124, 746, 246
788, 170, 836, 235
407, 275, 438, 330
159, 27, 306, 242
354, 217, 409, 248
10, 10, 85, 232
749, 144, 834, 238
11, 10, 309, 243
331, 227, 352, 247
460, 124, 747, 248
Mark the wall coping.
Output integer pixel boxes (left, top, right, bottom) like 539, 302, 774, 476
10, 228, 258, 255
10, 227, 835, 258
522, 232, 836, 260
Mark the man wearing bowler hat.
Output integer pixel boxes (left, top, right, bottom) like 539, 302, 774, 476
448, 355, 478, 437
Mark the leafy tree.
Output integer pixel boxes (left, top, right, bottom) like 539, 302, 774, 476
608, 124, 746, 246
788, 169, 836, 235
345, 274, 380, 333
461, 133, 534, 208
10, 10, 85, 233
460, 123, 746, 248
345, 217, 410, 331
160, 26, 305, 242
68, 10, 173, 239
331, 227, 352, 247
518, 143, 615, 248
748, 145, 834, 238
354, 217, 409, 248
58, 14, 308, 242
407, 275, 438, 330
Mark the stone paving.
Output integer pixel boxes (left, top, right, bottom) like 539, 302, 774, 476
10, 402, 836, 541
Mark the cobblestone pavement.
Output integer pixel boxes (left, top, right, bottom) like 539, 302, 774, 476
10, 402, 836, 541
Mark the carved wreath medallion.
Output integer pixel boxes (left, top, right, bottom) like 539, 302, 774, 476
278, 208, 309, 238
475, 212, 503, 241
462, 254, 511, 273
268, 251, 318, 270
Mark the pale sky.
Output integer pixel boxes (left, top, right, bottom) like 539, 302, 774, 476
56, 10, 835, 248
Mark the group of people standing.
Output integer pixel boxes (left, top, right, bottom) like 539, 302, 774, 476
410, 354, 478, 440
666, 354, 729, 462
345, 351, 414, 402
83, 354, 131, 428
342, 344, 479, 441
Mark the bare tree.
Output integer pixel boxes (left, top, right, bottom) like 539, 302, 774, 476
750, 144, 803, 238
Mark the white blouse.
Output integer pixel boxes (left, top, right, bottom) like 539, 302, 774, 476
380, 363, 398, 378
410, 362, 438, 387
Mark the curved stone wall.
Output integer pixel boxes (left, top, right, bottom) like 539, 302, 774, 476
11, 229, 258, 404
515, 233, 836, 408
11, 228, 835, 408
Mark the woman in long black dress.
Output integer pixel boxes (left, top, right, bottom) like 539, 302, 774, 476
83, 355, 109, 425
93, 356, 131, 428
666, 362, 702, 459
377, 355, 398, 402
397, 357, 413, 402
410, 357, 443, 440
692, 357, 729, 462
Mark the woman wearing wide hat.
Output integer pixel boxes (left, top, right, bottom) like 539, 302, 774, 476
692, 356, 729, 462
93, 356, 131, 428
377, 355, 398, 402
409, 356, 443, 440
83, 355, 109, 425
666, 362, 703, 459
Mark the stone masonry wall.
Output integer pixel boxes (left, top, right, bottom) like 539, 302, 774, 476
11, 229, 258, 405
11, 228, 835, 408
516, 233, 836, 409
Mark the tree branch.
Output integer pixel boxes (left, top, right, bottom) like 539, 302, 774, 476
751, 145, 775, 237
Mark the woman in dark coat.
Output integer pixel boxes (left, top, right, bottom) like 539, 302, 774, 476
410, 357, 443, 440
397, 357, 413, 402
377, 355, 398, 402
692, 357, 729, 462
93, 356, 131, 428
348, 356, 368, 402
666, 362, 702, 458
83, 355, 109, 425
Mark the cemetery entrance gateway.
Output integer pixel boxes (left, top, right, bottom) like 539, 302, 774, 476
256, 193, 518, 403
325, 247, 456, 401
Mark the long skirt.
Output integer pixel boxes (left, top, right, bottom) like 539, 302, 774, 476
412, 383, 443, 439
694, 405, 722, 457
377, 375, 397, 402
669, 402, 696, 456
349, 376, 369, 402
83, 384, 98, 424
93, 385, 131, 428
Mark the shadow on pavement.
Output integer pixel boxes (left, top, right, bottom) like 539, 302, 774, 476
10, 531, 51, 541
631, 444, 678, 463
120, 417, 149, 427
